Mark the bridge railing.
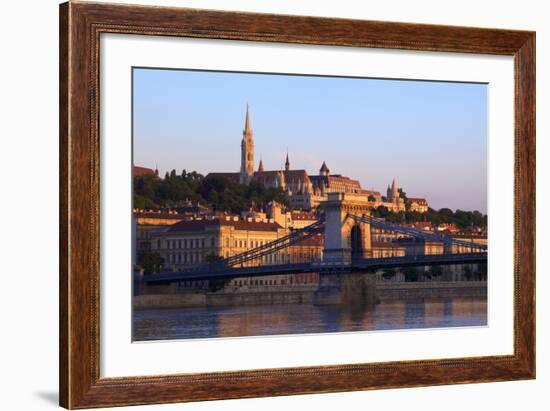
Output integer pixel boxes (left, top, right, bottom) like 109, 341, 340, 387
349, 214, 487, 252
173, 219, 325, 275
222, 219, 325, 267
143, 252, 488, 283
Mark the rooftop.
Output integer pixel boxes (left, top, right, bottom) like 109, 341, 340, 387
167, 217, 283, 233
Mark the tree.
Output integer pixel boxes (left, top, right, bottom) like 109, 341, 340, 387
475, 263, 487, 281
430, 265, 443, 280
398, 188, 408, 200
368, 205, 488, 229
438, 208, 454, 221
381, 267, 396, 281
371, 205, 390, 219
205, 254, 224, 263
463, 265, 473, 281
138, 252, 164, 274
208, 278, 231, 292
402, 266, 419, 282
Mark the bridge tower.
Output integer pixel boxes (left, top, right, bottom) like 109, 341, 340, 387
323, 192, 372, 264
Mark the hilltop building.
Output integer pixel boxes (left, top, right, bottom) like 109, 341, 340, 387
133, 165, 159, 178
205, 105, 427, 212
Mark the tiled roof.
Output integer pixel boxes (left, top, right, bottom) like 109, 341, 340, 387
166, 217, 283, 233
310, 174, 361, 189
360, 189, 381, 196
291, 233, 324, 247
134, 212, 183, 220
328, 175, 361, 186
254, 169, 309, 178
408, 197, 427, 203
414, 221, 433, 229
133, 166, 156, 177
291, 210, 317, 220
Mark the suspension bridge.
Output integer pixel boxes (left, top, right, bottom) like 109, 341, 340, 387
144, 193, 487, 284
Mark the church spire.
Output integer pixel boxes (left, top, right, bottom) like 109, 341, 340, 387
240, 104, 255, 184
258, 158, 264, 173
244, 103, 251, 135
391, 177, 399, 200
285, 151, 290, 171
320, 161, 330, 176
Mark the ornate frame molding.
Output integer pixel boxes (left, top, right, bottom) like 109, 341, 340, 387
59, 1, 535, 408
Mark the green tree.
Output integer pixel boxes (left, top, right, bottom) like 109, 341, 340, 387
402, 266, 419, 282
205, 254, 224, 263
138, 252, 164, 274
371, 205, 390, 219
369, 205, 487, 229
463, 265, 474, 281
475, 263, 487, 281
208, 278, 231, 292
381, 267, 396, 281
430, 265, 443, 280
398, 188, 408, 200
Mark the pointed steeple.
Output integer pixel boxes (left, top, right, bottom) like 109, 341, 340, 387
285, 151, 290, 171
240, 104, 255, 184
258, 158, 264, 173
391, 177, 399, 200
319, 161, 330, 176
244, 103, 252, 136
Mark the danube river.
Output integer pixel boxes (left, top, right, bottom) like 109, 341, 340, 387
133, 296, 487, 341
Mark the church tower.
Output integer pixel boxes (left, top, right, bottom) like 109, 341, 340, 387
389, 178, 399, 201
240, 104, 255, 184
285, 152, 290, 171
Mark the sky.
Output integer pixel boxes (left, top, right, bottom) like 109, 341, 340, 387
133, 68, 487, 213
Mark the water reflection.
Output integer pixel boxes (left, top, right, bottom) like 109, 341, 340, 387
133, 297, 487, 341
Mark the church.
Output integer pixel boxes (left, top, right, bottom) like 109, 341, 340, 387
207, 106, 422, 212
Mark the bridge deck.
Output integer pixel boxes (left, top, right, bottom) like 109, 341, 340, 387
143, 252, 487, 283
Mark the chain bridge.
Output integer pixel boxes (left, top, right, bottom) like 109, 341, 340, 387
144, 193, 487, 284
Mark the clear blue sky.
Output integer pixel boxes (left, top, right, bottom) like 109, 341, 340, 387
133, 68, 487, 213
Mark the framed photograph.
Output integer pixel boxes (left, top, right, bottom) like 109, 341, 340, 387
59, 1, 535, 408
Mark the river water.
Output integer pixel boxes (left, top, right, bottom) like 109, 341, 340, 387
133, 296, 487, 341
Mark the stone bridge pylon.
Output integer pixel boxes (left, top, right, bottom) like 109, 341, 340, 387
322, 192, 373, 264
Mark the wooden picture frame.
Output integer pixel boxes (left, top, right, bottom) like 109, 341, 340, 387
59, 1, 535, 408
